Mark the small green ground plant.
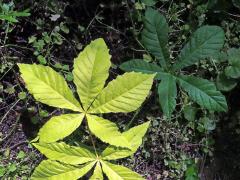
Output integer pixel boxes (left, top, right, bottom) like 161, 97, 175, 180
28, 22, 69, 65
0, 2, 30, 23
120, 8, 228, 117
0, 1, 30, 73
217, 48, 240, 91
18, 38, 155, 179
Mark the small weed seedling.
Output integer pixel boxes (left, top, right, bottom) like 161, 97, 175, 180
28, 22, 69, 65
120, 8, 227, 117
18, 38, 155, 179
0, 2, 30, 24
216, 48, 240, 92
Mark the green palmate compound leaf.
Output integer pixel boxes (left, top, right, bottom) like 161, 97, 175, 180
178, 75, 227, 112
90, 162, 103, 180
119, 59, 166, 79
225, 48, 240, 79
89, 72, 155, 113
73, 38, 111, 110
142, 8, 170, 68
173, 26, 225, 70
101, 161, 144, 180
18, 64, 82, 112
33, 142, 96, 165
38, 114, 84, 143
158, 75, 177, 117
31, 160, 95, 180
101, 121, 150, 160
86, 114, 131, 148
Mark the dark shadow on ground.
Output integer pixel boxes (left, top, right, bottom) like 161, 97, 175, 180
202, 86, 240, 180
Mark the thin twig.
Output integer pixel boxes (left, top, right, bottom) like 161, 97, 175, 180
0, 99, 20, 124
0, 141, 28, 153
0, 115, 20, 143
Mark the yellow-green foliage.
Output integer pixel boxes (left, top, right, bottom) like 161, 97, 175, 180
18, 38, 155, 179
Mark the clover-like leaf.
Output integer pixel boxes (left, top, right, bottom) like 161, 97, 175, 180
33, 142, 96, 165
89, 72, 155, 113
18, 64, 82, 112
73, 38, 111, 110
38, 114, 84, 143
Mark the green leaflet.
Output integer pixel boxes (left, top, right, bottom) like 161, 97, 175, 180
31, 160, 95, 180
18, 64, 82, 112
178, 75, 227, 112
173, 26, 225, 70
90, 162, 103, 180
89, 72, 155, 113
33, 142, 96, 165
73, 38, 111, 110
119, 59, 165, 79
38, 114, 84, 143
142, 8, 170, 68
224, 48, 240, 79
101, 161, 144, 180
158, 75, 177, 117
86, 114, 131, 148
101, 121, 150, 160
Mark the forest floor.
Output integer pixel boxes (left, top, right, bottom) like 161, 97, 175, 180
1, 0, 240, 179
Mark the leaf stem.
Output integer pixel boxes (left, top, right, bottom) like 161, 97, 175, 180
87, 123, 99, 158
125, 108, 140, 131
3, 23, 9, 45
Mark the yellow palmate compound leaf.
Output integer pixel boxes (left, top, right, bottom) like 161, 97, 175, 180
73, 38, 111, 110
31, 160, 96, 180
38, 114, 84, 143
89, 72, 155, 113
86, 114, 131, 148
22, 39, 156, 180
101, 161, 144, 180
33, 142, 96, 165
18, 64, 82, 112
90, 162, 103, 180
101, 121, 150, 160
